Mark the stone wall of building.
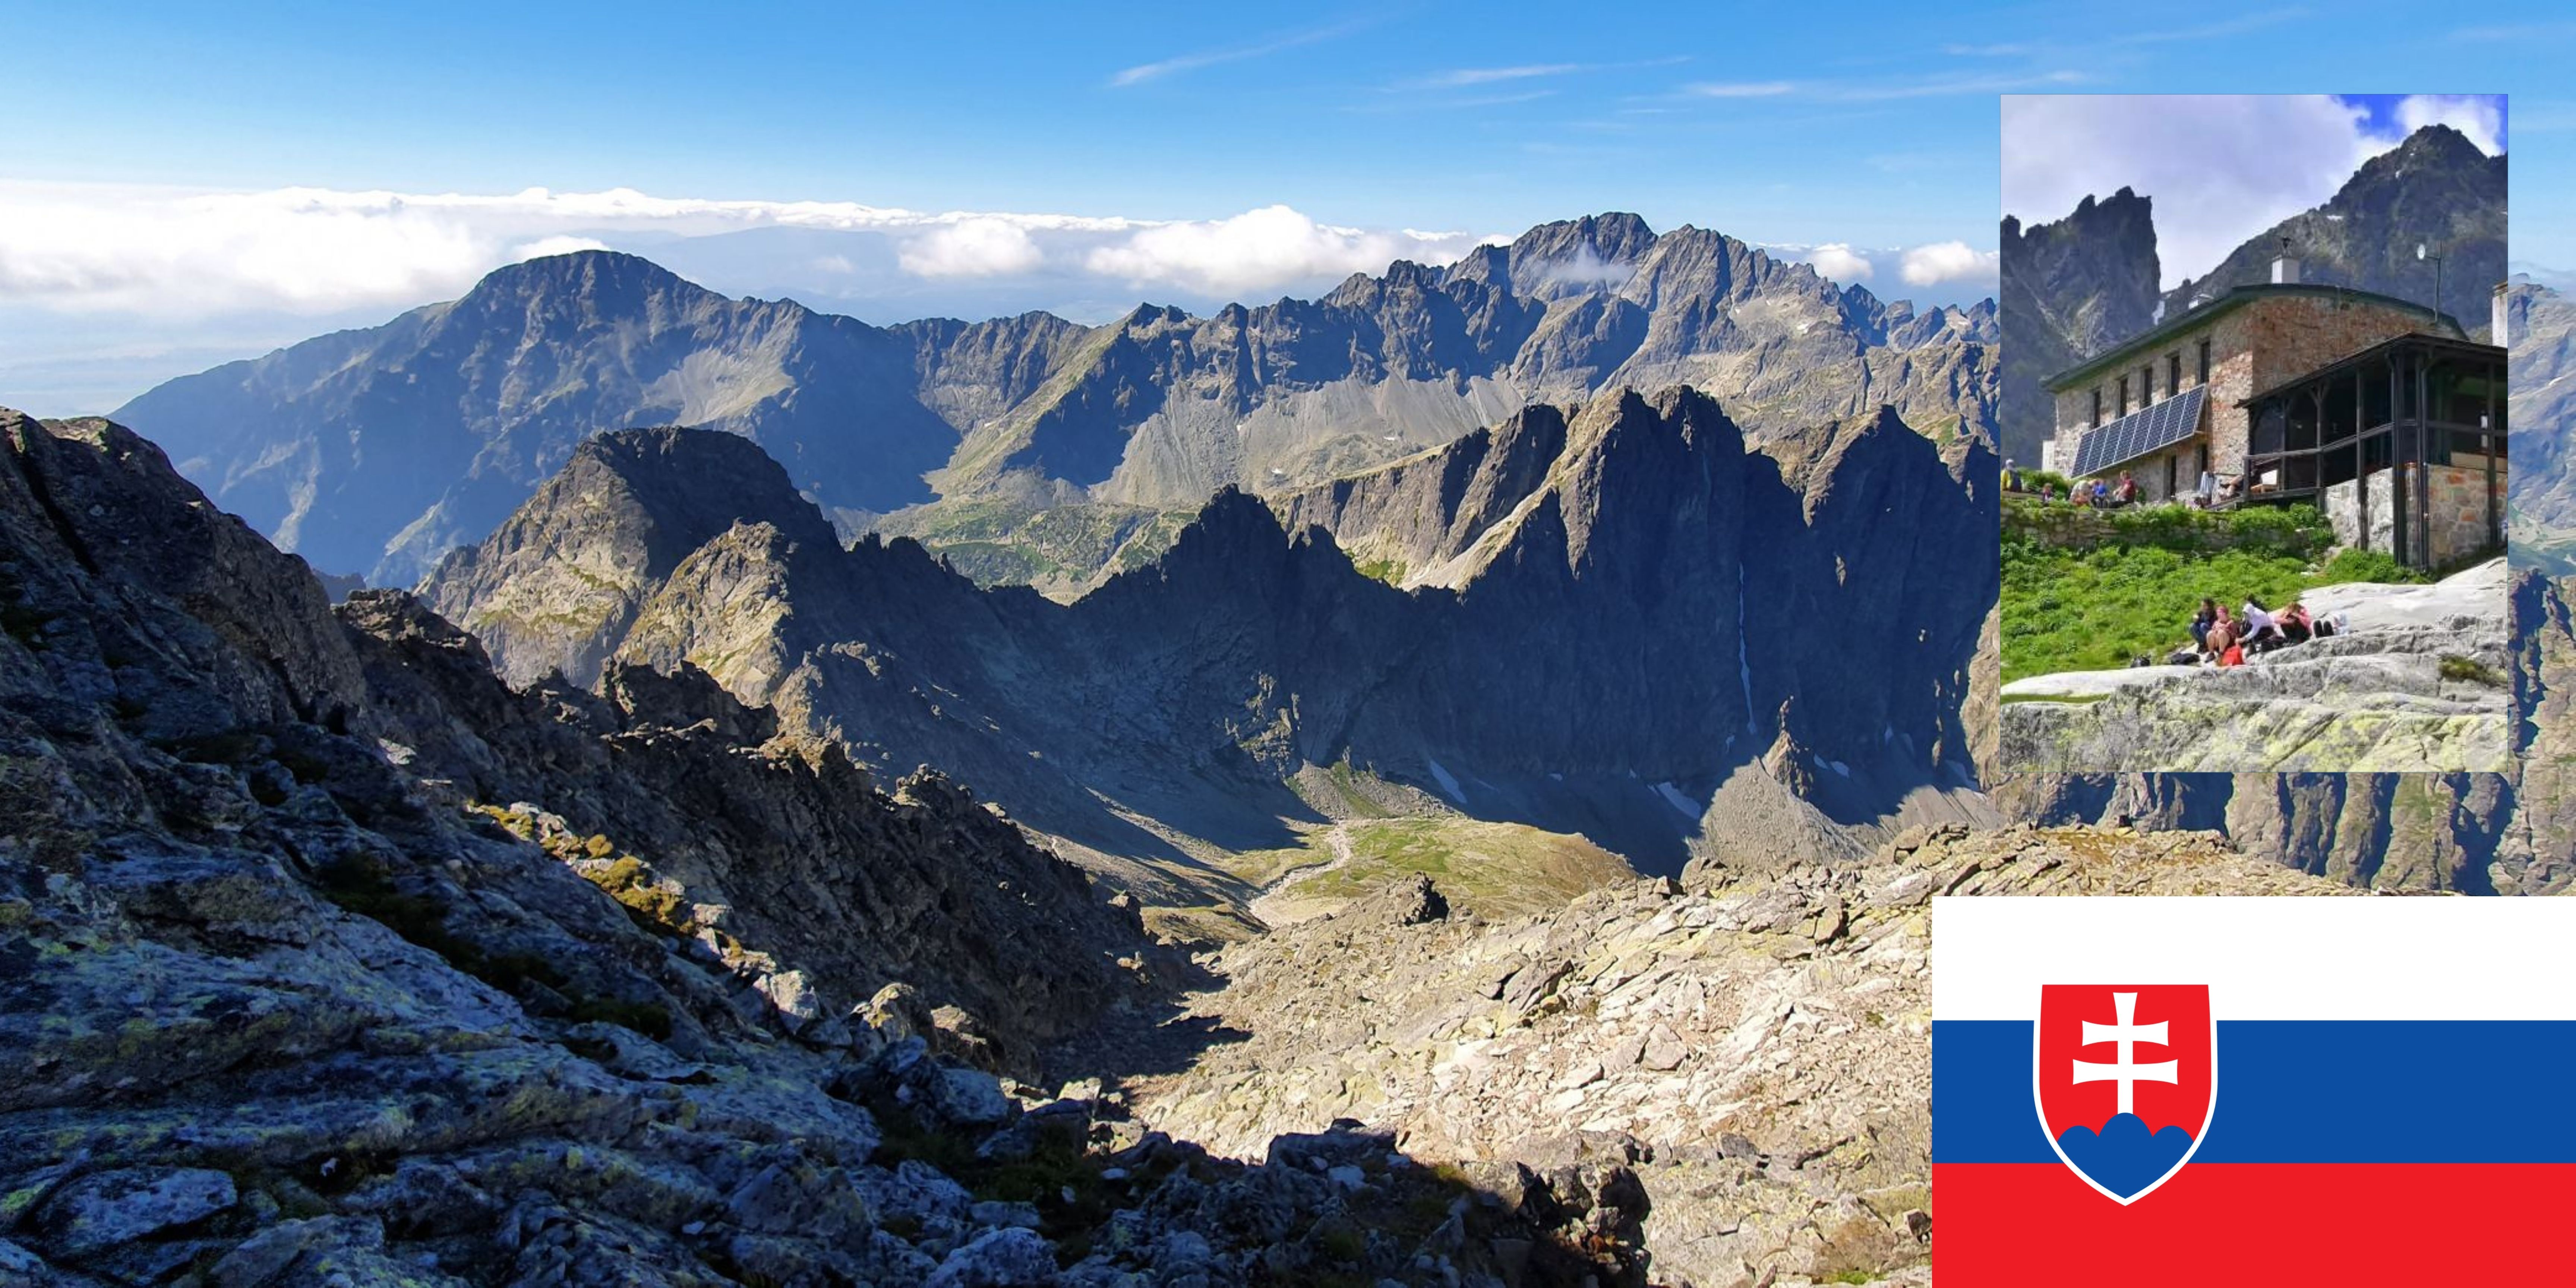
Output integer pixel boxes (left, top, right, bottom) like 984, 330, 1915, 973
2323, 460, 2506, 567
2324, 468, 2397, 556
2050, 290, 2447, 483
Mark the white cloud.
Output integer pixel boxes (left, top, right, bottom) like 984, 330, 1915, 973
0, 181, 1497, 320
1806, 243, 1875, 283
1109, 20, 1368, 87
1900, 241, 1998, 286
1537, 247, 1635, 289
511, 235, 609, 261
1687, 81, 1794, 98
1082, 205, 1480, 297
2396, 94, 2504, 157
898, 217, 1045, 278
1426, 63, 1584, 87
1403, 57, 1688, 90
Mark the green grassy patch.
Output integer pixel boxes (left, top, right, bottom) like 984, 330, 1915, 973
1232, 817, 1634, 920
2001, 502, 2425, 680
1999, 691, 2112, 705
1353, 555, 1407, 586
2440, 655, 2505, 686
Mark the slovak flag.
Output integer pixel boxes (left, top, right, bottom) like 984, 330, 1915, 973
1931, 896, 2576, 1283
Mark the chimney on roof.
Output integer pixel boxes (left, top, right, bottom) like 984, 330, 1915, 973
2270, 236, 2300, 285
2494, 282, 2511, 348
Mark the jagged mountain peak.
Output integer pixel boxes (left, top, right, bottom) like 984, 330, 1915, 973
421, 424, 845, 688
1996, 185, 2162, 463
1504, 212, 1661, 298
2365, 121, 2490, 172
454, 247, 723, 313
1511, 211, 1658, 258
568, 424, 843, 547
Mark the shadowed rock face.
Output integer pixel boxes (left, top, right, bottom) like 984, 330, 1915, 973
113, 215, 1997, 591
423, 389, 2001, 882
0, 406, 1150, 1066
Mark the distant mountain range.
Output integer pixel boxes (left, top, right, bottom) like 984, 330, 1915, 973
1999, 124, 2507, 466
111, 214, 1998, 589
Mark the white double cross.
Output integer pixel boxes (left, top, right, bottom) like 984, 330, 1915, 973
2071, 991, 2178, 1117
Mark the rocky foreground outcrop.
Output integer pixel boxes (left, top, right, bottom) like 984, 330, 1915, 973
2000, 558, 2510, 772
1111, 823, 2351, 1288
0, 408, 1653, 1286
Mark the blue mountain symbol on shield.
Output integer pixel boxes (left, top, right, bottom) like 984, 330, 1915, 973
2055, 1113, 2196, 1200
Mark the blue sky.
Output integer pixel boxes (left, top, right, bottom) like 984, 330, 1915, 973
0, 0, 2567, 413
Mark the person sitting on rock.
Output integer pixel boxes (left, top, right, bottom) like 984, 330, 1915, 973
2202, 619, 2236, 667
2189, 598, 2220, 650
2239, 597, 2284, 653
2277, 601, 2315, 646
2116, 471, 2139, 505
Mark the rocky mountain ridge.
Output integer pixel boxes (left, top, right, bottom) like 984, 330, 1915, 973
112, 214, 1999, 590
421, 389, 2001, 892
1996, 187, 2160, 465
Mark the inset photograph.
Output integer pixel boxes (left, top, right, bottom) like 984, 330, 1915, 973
1996, 94, 2509, 772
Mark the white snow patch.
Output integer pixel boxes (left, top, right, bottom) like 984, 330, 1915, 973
1426, 758, 1467, 805
1652, 781, 1700, 819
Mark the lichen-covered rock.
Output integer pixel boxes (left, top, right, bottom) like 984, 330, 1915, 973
35, 1167, 237, 1258
2001, 559, 2510, 773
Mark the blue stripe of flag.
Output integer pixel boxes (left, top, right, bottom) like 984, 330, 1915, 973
1934, 1020, 2576, 1163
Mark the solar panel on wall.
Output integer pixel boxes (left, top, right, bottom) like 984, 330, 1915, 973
2068, 386, 2206, 477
